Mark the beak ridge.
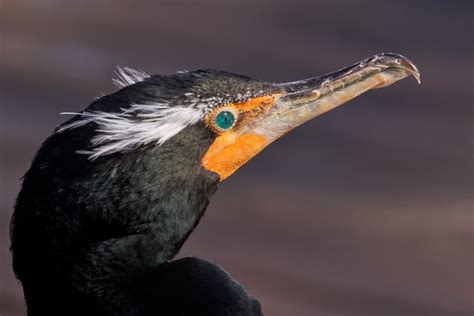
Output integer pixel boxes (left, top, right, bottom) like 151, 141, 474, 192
275, 52, 421, 114
247, 52, 421, 143
278, 52, 420, 95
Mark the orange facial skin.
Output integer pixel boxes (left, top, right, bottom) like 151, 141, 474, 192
201, 94, 280, 181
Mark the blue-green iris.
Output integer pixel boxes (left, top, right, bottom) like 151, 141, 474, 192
215, 111, 235, 130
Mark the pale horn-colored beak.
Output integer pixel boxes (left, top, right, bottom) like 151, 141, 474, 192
244, 52, 420, 143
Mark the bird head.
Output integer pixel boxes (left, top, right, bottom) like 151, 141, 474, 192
15, 52, 421, 264
61, 53, 419, 183
11, 53, 419, 313
10, 51, 422, 316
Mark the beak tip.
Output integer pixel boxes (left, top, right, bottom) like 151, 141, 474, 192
399, 56, 421, 84
376, 52, 421, 84
409, 68, 422, 84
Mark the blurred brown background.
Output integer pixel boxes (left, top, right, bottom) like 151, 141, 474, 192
1, 1, 472, 315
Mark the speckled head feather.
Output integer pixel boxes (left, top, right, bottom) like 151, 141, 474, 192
59, 69, 276, 159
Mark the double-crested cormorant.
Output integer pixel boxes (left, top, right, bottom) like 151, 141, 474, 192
10, 53, 420, 315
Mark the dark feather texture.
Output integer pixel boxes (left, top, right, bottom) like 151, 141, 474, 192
11, 71, 269, 315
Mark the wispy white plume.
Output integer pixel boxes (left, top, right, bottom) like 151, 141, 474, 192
112, 66, 150, 88
60, 103, 204, 159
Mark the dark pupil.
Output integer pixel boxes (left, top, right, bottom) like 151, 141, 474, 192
215, 111, 235, 130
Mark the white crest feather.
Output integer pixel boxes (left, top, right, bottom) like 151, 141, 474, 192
60, 103, 204, 159
113, 66, 150, 88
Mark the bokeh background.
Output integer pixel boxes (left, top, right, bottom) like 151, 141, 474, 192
1, 1, 472, 315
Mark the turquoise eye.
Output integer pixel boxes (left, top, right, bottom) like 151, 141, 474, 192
214, 110, 235, 130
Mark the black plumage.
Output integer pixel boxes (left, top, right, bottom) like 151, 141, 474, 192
10, 53, 419, 315
11, 71, 267, 315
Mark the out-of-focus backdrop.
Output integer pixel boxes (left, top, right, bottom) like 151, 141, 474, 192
1, 1, 472, 315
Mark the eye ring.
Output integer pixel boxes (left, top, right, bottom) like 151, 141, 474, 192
210, 107, 238, 132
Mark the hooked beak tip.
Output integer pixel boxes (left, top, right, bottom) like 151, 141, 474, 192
372, 52, 421, 84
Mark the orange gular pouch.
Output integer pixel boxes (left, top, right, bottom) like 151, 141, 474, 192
200, 94, 279, 181
201, 133, 268, 181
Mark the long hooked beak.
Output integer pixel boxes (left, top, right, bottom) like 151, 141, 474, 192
202, 52, 420, 181
246, 52, 420, 142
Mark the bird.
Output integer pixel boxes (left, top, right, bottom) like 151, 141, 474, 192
10, 53, 420, 316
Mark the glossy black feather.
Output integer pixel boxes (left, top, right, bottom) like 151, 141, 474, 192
11, 70, 268, 315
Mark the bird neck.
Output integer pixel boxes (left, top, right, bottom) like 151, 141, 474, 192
11, 123, 221, 314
